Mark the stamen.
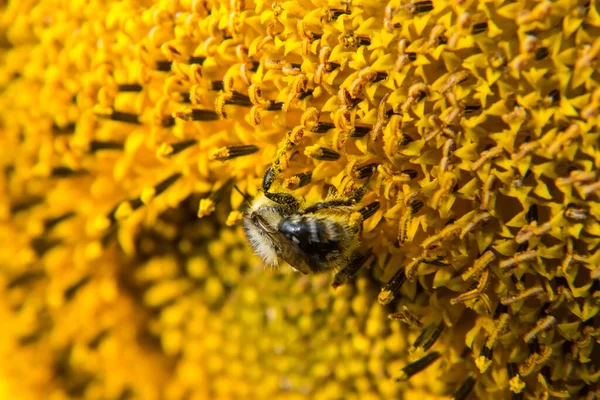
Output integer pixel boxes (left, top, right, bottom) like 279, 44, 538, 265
173, 109, 220, 121
161, 116, 176, 127
6, 270, 46, 289
284, 171, 312, 190
420, 322, 445, 352
499, 250, 538, 270
117, 83, 143, 92
188, 55, 205, 64
88, 329, 110, 349
211, 81, 224, 91
155, 60, 172, 71
210, 145, 259, 161
304, 145, 340, 161
313, 122, 335, 133
453, 376, 476, 400
461, 250, 495, 281
359, 202, 380, 220
64, 276, 91, 301
501, 285, 544, 305
154, 173, 184, 196
389, 306, 423, 328
159, 139, 198, 157
96, 109, 141, 125
535, 47, 549, 60
266, 101, 284, 111
350, 125, 372, 137
523, 315, 557, 343
378, 268, 406, 305
89, 140, 124, 152
225, 91, 253, 106
51, 122, 76, 135
471, 22, 488, 34
30, 237, 62, 257
413, 1, 434, 13
354, 163, 377, 180
396, 351, 441, 382
332, 253, 371, 288
51, 167, 87, 178
10, 196, 44, 214
43, 211, 76, 231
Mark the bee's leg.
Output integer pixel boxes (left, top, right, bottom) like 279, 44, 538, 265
303, 184, 370, 213
303, 199, 355, 213
332, 253, 373, 288
264, 192, 300, 209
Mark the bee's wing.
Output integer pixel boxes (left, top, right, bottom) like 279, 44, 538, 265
273, 232, 312, 274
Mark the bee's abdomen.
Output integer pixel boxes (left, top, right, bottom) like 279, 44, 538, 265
278, 216, 345, 259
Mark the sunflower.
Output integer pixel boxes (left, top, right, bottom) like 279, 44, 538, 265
1, 0, 599, 399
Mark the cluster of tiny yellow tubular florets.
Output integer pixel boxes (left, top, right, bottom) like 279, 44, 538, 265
1, 0, 600, 398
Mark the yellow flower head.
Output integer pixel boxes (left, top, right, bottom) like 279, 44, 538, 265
1, 0, 600, 399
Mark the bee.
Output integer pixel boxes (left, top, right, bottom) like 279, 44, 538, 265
242, 152, 380, 274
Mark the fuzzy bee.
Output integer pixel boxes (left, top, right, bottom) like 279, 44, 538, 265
242, 160, 379, 275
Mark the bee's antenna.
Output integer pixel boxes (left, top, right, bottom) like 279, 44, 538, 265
233, 184, 252, 201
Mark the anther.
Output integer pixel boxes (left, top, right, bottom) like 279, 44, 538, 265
471, 146, 504, 171
173, 109, 220, 121
30, 237, 62, 257
480, 174, 498, 210
95, 109, 141, 125
10, 196, 44, 214
304, 145, 340, 161
354, 163, 377, 179
405, 1, 434, 14
64, 276, 91, 301
350, 125, 372, 137
460, 212, 492, 239
117, 83, 143, 92
6, 270, 46, 289
535, 47, 549, 60
332, 253, 372, 288
378, 268, 407, 305
188, 55, 205, 64
43, 212, 76, 231
453, 376, 476, 400
359, 202, 380, 220
155, 60, 172, 71
209, 145, 259, 161
389, 306, 423, 328
313, 122, 335, 133
415, 322, 445, 352
51, 122, 76, 135
499, 250, 538, 270
224, 91, 253, 106
159, 139, 198, 157
89, 140, 124, 152
565, 203, 589, 220
471, 22, 488, 34
396, 351, 441, 382
523, 315, 557, 343
461, 250, 495, 281
51, 167, 87, 178
501, 285, 544, 305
